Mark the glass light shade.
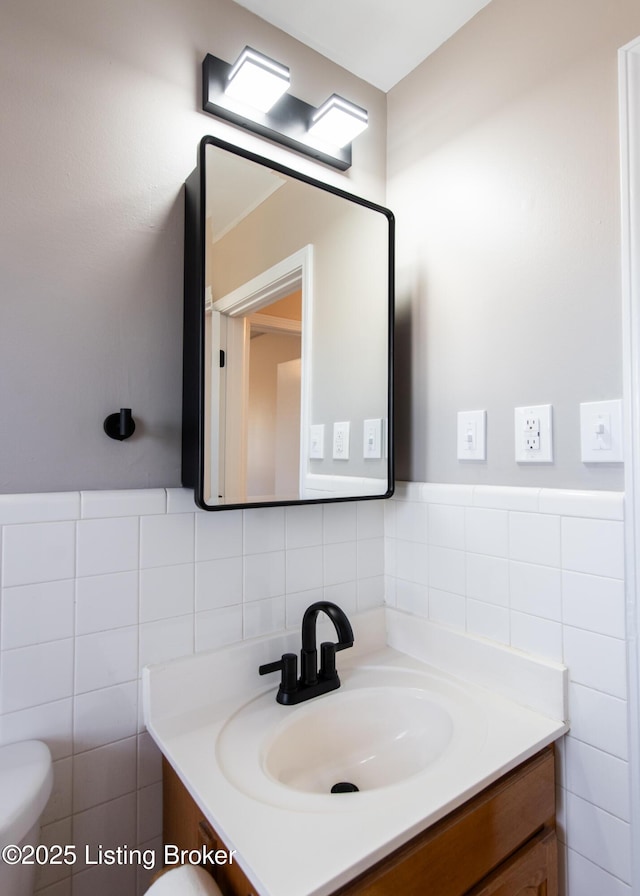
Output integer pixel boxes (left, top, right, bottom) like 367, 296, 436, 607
225, 47, 290, 113
307, 94, 368, 148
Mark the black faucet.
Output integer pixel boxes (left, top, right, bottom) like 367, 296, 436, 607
259, 601, 354, 705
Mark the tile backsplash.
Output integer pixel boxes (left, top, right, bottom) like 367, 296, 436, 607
0, 483, 631, 896
0, 488, 385, 896
385, 482, 629, 896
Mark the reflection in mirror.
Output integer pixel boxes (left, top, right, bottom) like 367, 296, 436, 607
182, 136, 394, 510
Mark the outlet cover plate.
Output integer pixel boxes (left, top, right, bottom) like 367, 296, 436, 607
333, 421, 350, 460
515, 404, 553, 463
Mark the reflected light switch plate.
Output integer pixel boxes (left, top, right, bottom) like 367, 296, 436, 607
363, 418, 383, 459
309, 424, 324, 460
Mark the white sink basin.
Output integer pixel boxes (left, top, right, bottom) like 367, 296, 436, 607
215, 663, 487, 809
263, 686, 453, 793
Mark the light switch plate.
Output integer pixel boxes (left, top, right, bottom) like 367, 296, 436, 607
333, 421, 350, 460
309, 424, 324, 460
580, 399, 623, 463
363, 418, 383, 459
515, 404, 553, 463
457, 410, 486, 461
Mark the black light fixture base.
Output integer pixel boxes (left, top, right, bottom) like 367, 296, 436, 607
104, 408, 136, 441
202, 54, 352, 171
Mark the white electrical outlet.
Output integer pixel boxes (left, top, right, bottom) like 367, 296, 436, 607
333, 421, 350, 460
515, 405, 553, 463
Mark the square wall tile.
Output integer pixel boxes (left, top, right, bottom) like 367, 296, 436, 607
561, 518, 624, 579
75, 627, 138, 694
427, 504, 465, 550
0, 639, 74, 713
509, 512, 561, 567
465, 508, 508, 558
509, 561, 561, 621
466, 599, 509, 645
243, 507, 285, 554
243, 552, 285, 602
566, 849, 632, 896
568, 683, 628, 760
76, 571, 138, 635
76, 516, 139, 577
195, 557, 242, 611
140, 513, 194, 569
73, 737, 137, 813
195, 605, 242, 652
428, 546, 465, 596
428, 589, 466, 631
356, 576, 384, 611
394, 500, 427, 543
357, 538, 385, 579
564, 792, 631, 882
195, 509, 242, 561
395, 579, 429, 617
563, 627, 627, 699
285, 588, 323, 629
2, 521, 75, 586
465, 554, 509, 606
285, 546, 323, 594
324, 541, 357, 587
139, 563, 194, 623
74, 682, 138, 753
0, 698, 73, 761
562, 571, 625, 639
510, 612, 562, 662
323, 502, 357, 543
1, 579, 74, 649
139, 616, 193, 668
285, 505, 323, 549
356, 501, 385, 540
395, 539, 428, 586
564, 736, 631, 822
243, 596, 285, 639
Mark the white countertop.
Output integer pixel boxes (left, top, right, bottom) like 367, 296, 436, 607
143, 608, 568, 896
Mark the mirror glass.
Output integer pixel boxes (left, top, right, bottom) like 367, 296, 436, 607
184, 136, 394, 509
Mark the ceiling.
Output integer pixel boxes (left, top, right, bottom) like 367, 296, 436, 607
230, 0, 493, 92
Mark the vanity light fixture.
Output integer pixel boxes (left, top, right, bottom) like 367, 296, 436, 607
307, 95, 368, 149
201, 52, 368, 170
224, 46, 290, 113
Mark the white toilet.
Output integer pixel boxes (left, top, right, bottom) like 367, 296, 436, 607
0, 741, 53, 896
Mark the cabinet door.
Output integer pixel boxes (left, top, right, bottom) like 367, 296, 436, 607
466, 829, 558, 896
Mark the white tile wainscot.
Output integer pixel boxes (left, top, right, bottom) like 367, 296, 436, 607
385, 482, 629, 896
0, 488, 385, 896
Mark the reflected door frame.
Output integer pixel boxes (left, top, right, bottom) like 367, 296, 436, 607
212, 245, 313, 502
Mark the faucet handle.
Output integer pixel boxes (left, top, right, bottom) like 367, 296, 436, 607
320, 641, 337, 681
259, 653, 298, 696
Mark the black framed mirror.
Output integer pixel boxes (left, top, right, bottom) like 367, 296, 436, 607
182, 136, 394, 510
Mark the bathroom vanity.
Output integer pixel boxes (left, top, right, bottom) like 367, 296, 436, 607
163, 745, 557, 896
143, 609, 567, 896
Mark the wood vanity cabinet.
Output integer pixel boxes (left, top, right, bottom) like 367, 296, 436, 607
162, 746, 557, 896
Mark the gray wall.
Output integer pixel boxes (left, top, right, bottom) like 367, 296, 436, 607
388, 0, 640, 490
0, 0, 386, 494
